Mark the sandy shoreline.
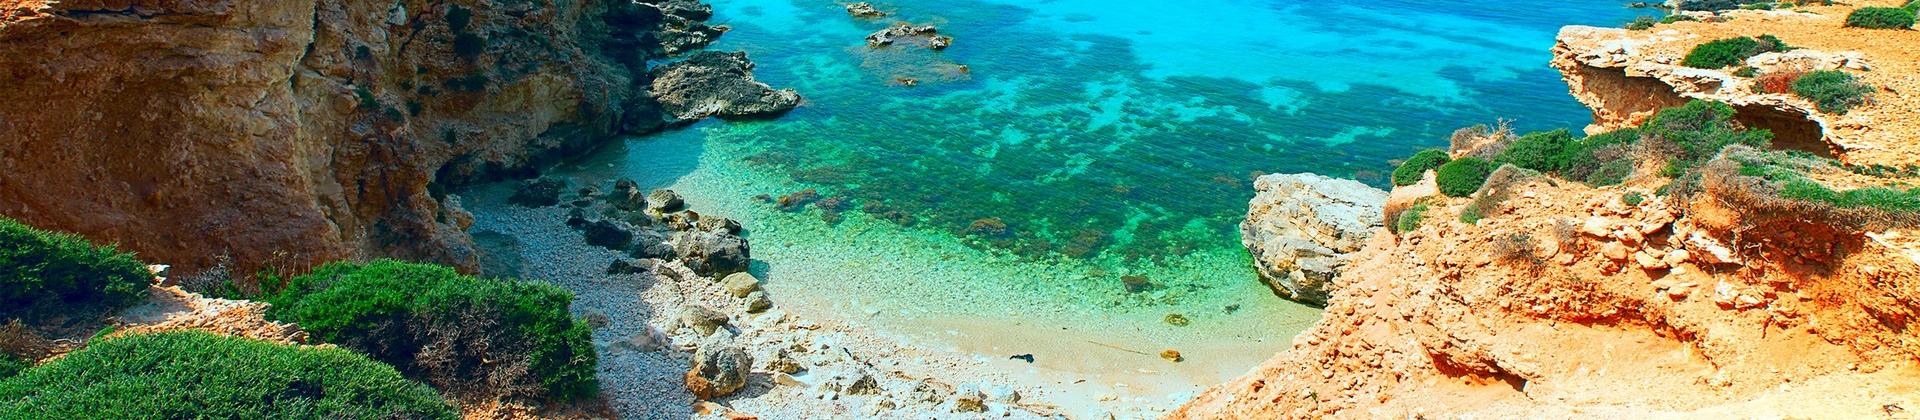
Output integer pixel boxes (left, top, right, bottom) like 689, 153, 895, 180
460, 177, 1315, 418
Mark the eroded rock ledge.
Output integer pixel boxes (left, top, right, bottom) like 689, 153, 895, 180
0, 0, 794, 276
1240, 173, 1386, 306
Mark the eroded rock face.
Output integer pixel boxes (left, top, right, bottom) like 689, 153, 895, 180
0, 0, 755, 276
1240, 173, 1386, 305
649, 51, 803, 123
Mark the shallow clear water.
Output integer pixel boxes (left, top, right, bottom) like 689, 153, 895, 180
526, 0, 1658, 404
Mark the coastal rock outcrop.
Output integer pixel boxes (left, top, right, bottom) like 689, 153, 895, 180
650, 51, 803, 124
0, 0, 778, 276
1181, 5, 1920, 416
866, 23, 952, 50
1240, 173, 1386, 305
1551, 15, 1919, 165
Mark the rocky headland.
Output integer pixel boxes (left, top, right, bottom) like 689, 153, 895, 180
1240, 173, 1386, 306
0, 0, 795, 277
1182, 2, 1920, 417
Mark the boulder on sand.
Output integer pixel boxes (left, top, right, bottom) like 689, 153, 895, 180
1240, 173, 1387, 305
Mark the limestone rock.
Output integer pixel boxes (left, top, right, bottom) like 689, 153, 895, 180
721, 272, 762, 297
743, 291, 773, 313
686, 333, 753, 399
846, 2, 886, 18
1240, 173, 1388, 305
680, 305, 730, 336
650, 51, 802, 123
0, 0, 717, 276
673, 230, 753, 277
649, 189, 687, 213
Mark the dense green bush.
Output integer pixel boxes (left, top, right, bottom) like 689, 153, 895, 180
1681, 35, 1791, 69
267, 260, 598, 403
1394, 203, 1430, 234
1392, 149, 1452, 186
1436, 158, 1496, 198
1640, 100, 1773, 174
0, 217, 151, 322
0, 331, 455, 419
454, 33, 487, 59
1494, 129, 1576, 173
1791, 70, 1874, 114
1586, 159, 1635, 186
1845, 7, 1916, 29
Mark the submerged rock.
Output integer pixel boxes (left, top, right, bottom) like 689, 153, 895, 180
650, 51, 802, 123
846, 2, 886, 18
867, 23, 948, 50
1241, 173, 1387, 306
509, 177, 568, 208
580, 219, 638, 250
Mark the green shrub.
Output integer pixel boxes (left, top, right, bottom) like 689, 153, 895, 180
1640, 100, 1773, 174
1682, 35, 1791, 69
0, 355, 23, 381
1436, 158, 1496, 197
1586, 160, 1635, 186
1394, 203, 1430, 234
1392, 149, 1452, 186
1715, 147, 1920, 229
1626, 16, 1659, 30
0, 331, 455, 419
1624, 192, 1646, 206
1495, 129, 1576, 173
0, 218, 151, 323
1662, 14, 1699, 24
267, 260, 598, 402
446, 5, 474, 32
1845, 7, 1916, 29
1791, 70, 1874, 114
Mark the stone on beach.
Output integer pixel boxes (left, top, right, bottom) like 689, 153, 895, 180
687, 333, 754, 399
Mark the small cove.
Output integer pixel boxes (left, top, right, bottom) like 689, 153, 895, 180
467, 0, 1660, 413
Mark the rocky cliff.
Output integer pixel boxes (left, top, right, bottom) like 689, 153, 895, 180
0, 0, 782, 276
1181, 3, 1920, 417
1240, 173, 1386, 305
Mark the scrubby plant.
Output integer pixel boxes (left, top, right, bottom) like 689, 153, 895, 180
266, 260, 598, 403
1461, 165, 1536, 224
1586, 160, 1635, 186
0, 217, 151, 323
1678, 0, 1773, 11
1709, 146, 1920, 229
1639, 100, 1773, 175
1626, 16, 1660, 30
1682, 35, 1792, 69
1790, 70, 1874, 114
0, 331, 455, 419
1436, 157, 1496, 198
454, 33, 487, 59
1662, 14, 1699, 24
1392, 149, 1452, 186
1494, 129, 1576, 173
1624, 192, 1647, 206
1394, 203, 1430, 234
1845, 7, 1916, 29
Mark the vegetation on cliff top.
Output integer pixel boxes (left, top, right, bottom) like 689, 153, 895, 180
1845, 6, 1916, 29
1392, 149, 1451, 186
0, 331, 456, 419
1682, 35, 1792, 69
1790, 70, 1874, 114
265, 260, 599, 403
0, 217, 151, 324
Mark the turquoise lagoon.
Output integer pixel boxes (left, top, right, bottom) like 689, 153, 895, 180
527, 0, 1659, 406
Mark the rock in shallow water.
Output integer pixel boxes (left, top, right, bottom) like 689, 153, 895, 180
1241, 173, 1387, 305
649, 51, 802, 123
673, 230, 752, 277
721, 272, 761, 297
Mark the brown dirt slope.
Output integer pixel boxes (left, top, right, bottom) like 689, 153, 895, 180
1177, 3, 1920, 417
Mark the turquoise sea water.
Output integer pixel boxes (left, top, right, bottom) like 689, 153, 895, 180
522, 0, 1660, 402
